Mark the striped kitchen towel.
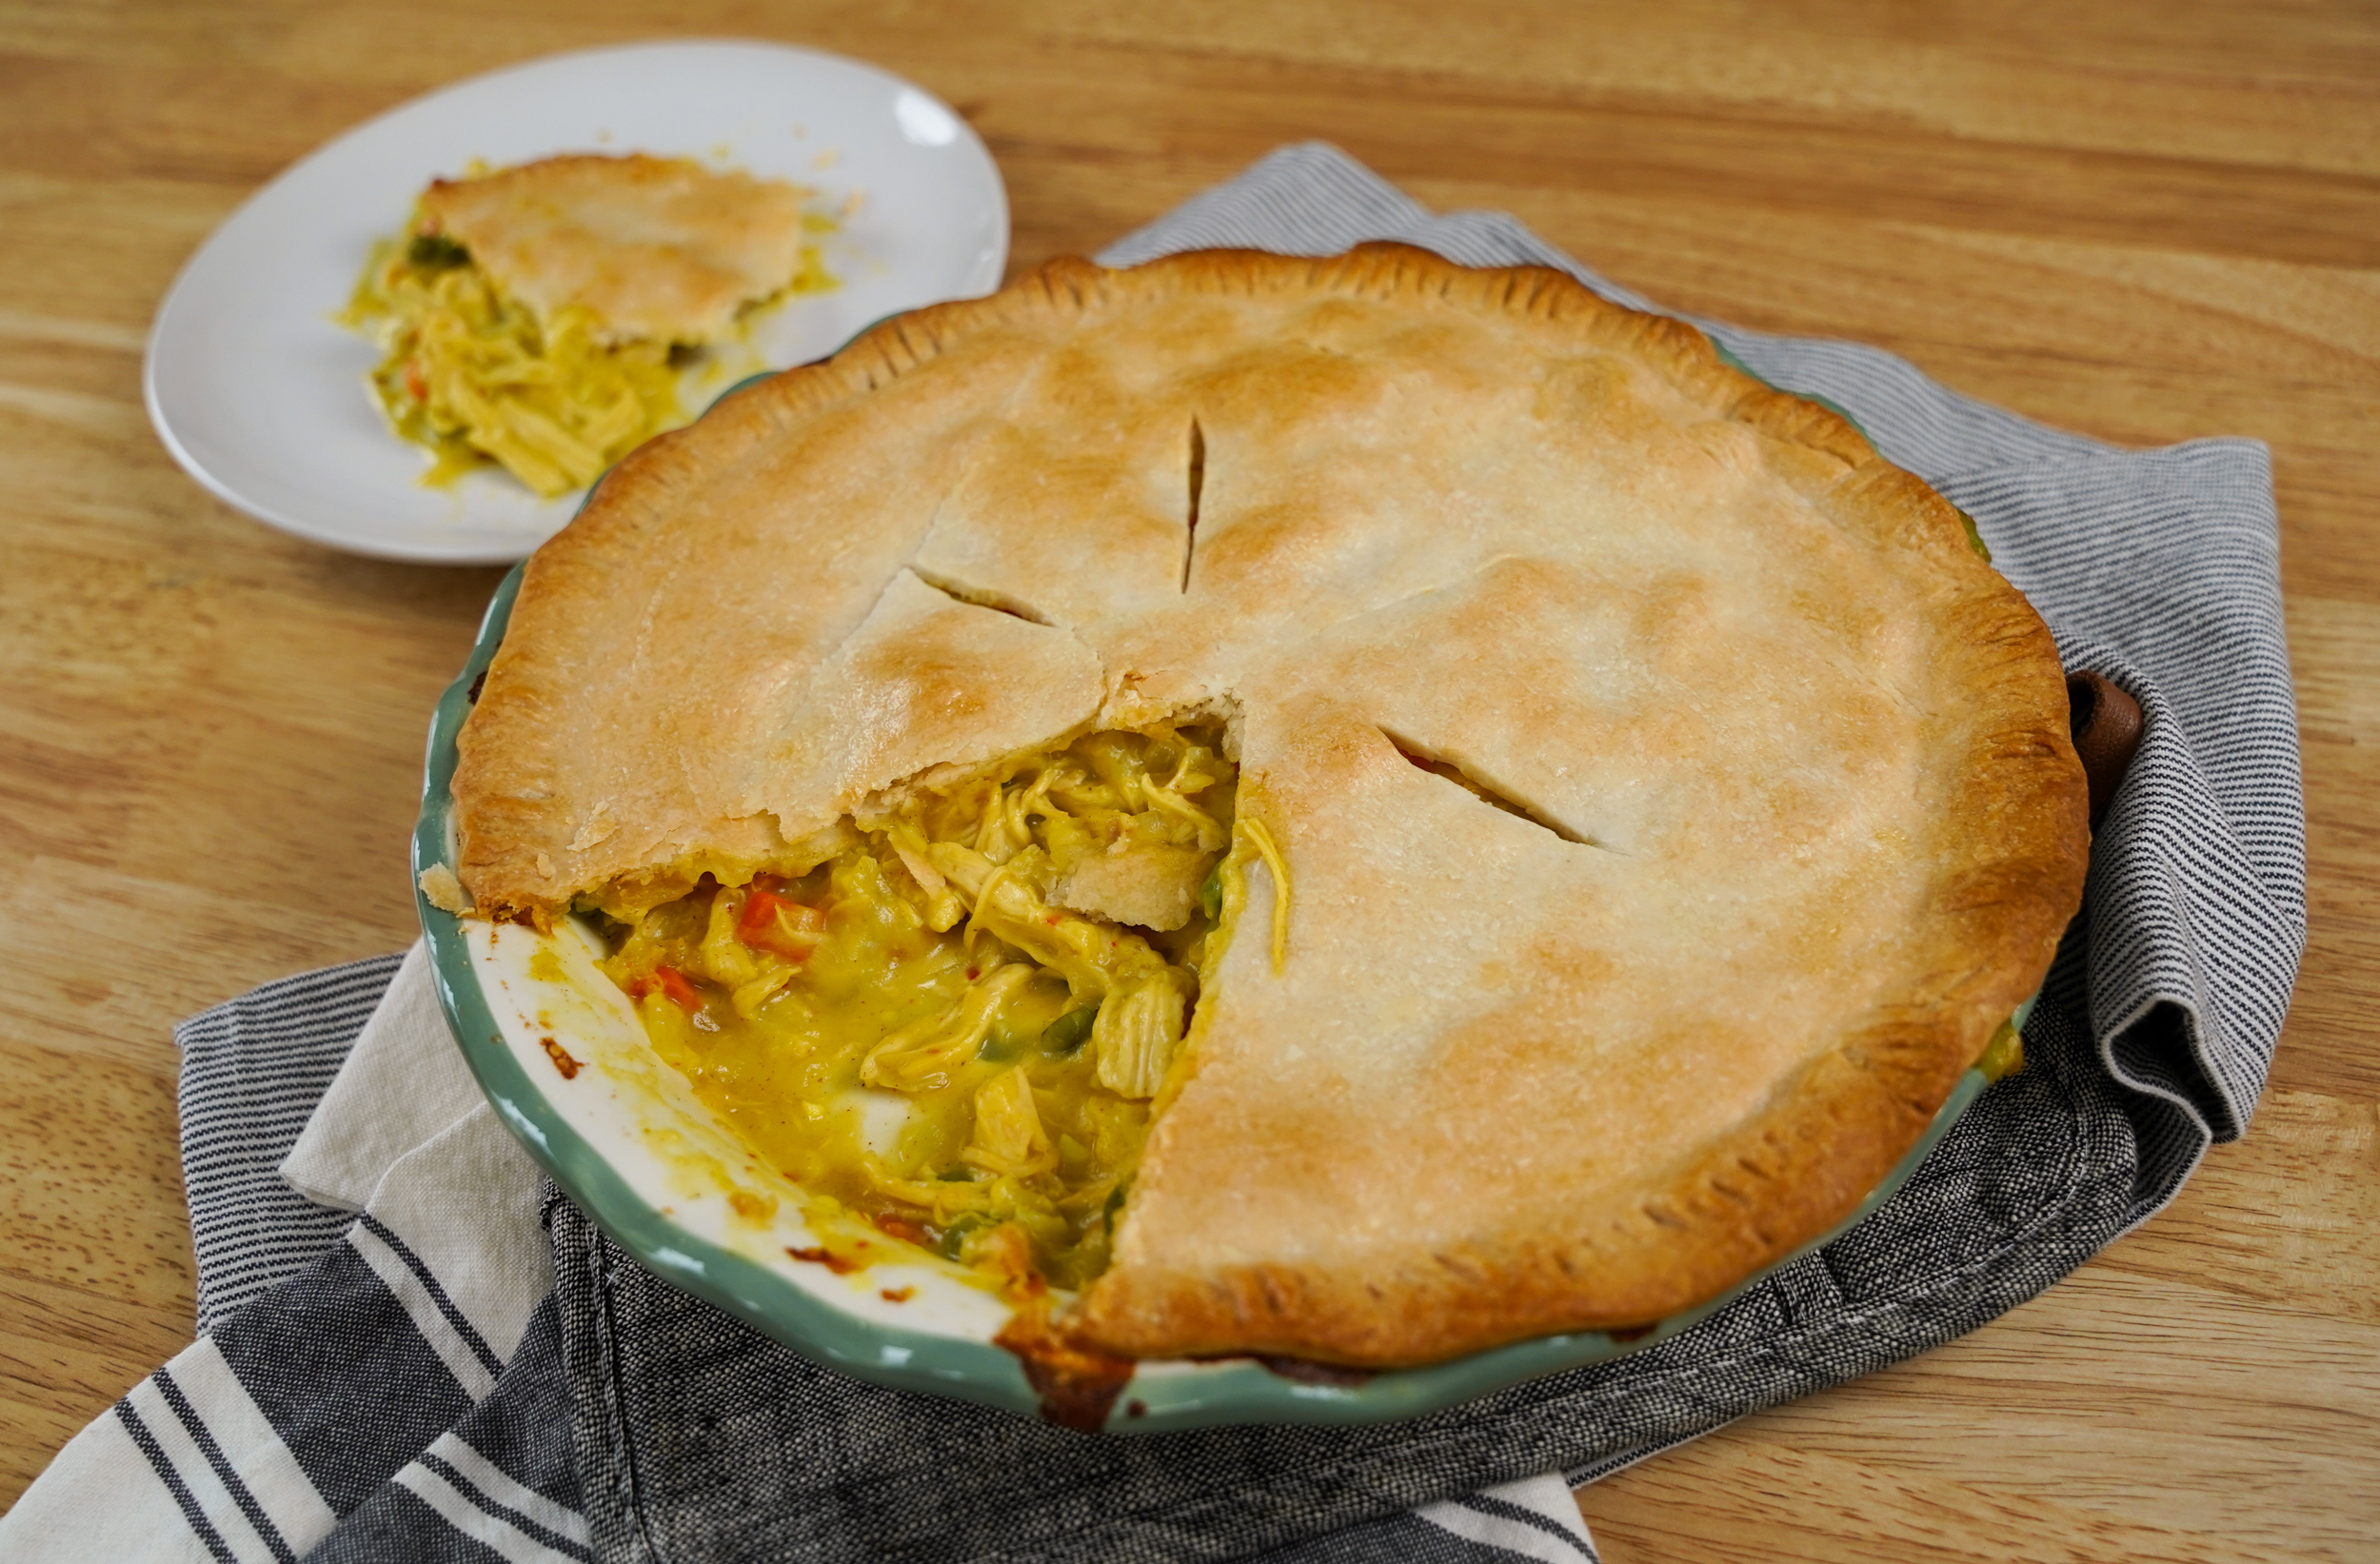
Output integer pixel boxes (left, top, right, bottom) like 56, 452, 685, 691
1, 142, 2298, 1563
0, 941, 1606, 1559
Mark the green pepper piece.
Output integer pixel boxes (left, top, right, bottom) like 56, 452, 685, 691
1952, 506, 1993, 564
407, 233, 470, 269
1040, 1003, 1100, 1056
933, 1212, 986, 1259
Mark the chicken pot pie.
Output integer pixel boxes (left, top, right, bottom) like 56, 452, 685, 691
447, 245, 2089, 1369
343, 153, 834, 497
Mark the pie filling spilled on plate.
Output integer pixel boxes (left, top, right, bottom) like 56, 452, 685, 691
586, 723, 1284, 1295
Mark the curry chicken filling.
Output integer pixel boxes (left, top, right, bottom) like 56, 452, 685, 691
590, 723, 1283, 1293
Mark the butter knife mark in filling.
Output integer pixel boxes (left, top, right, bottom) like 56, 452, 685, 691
592, 723, 1281, 1293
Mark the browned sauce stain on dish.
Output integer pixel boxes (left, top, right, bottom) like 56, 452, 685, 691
786, 1245, 863, 1276
871, 1213, 931, 1247
1252, 1355, 1375, 1388
2067, 670, 2145, 829
539, 1036, 582, 1079
880, 1286, 915, 1303
995, 1299, 1136, 1434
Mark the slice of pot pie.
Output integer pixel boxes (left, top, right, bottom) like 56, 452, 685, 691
448, 245, 2090, 1369
343, 153, 833, 497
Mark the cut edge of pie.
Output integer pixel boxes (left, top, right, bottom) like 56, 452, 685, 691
447, 244, 2090, 1369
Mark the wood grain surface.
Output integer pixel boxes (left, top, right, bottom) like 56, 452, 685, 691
2, 2, 2373, 1557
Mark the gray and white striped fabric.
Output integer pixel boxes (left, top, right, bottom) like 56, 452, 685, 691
176, 959, 399, 1331
2, 943, 1600, 1563
3, 143, 2297, 1564
0, 951, 593, 1564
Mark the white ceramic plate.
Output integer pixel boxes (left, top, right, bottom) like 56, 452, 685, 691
145, 40, 1008, 564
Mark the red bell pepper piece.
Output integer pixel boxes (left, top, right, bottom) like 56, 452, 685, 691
645, 966, 704, 1012
738, 886, 824, 960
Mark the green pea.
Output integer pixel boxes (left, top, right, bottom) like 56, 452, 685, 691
1200, 863, 1223, 921
1041, 1003, 1100, 1056
977, 1021, 1024, 1063
407, 233, 470, 269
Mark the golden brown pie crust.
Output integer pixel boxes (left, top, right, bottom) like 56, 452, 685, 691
417, 153, 811, 345
450, 245, 2090, 1367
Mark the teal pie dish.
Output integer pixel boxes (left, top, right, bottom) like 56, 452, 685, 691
411, 343, 2034, 1435
411, 563, 2022, 1435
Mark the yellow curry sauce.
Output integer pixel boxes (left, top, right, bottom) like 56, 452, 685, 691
579, 719, 2013, 1302
591, 724, 1283, 1294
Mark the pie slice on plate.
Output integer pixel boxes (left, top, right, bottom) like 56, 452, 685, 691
417, 152, 817, 346
446, 245, 2089, 1369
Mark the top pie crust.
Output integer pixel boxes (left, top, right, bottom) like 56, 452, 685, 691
449, 245, 2090, 1367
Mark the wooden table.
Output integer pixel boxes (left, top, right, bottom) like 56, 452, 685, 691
3, 3, 2373, 1556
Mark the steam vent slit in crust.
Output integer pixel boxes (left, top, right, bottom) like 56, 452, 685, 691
449, 245, 2090, 1370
